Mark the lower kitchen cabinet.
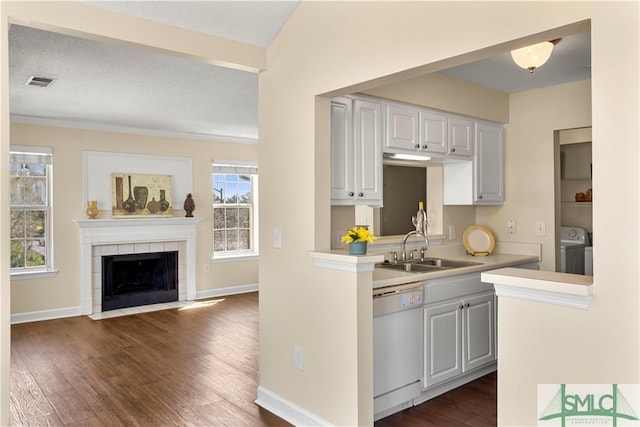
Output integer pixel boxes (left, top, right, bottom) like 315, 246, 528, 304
423, 288, 495, 388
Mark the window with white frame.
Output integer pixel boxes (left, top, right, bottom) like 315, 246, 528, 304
9, 145, 54, 275
212, 162, 258, 258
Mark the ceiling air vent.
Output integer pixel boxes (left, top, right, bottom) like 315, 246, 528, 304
25, 76, 54, 88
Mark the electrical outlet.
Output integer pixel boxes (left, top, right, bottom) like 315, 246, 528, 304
448, 225, 456, 240
294, 345, 304, 370
203, 263, 210, 274
536, 221, 546, 236
507, 220, 516, 235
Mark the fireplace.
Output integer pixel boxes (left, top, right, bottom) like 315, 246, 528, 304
102, 251, 178, 311
74, 217, 202, 315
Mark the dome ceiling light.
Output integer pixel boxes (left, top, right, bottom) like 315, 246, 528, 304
510, 39, 561, 73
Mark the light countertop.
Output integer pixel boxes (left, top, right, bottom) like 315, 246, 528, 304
371, 251, 539, 289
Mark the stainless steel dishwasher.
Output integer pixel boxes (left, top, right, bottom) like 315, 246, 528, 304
373, 281, 423, 420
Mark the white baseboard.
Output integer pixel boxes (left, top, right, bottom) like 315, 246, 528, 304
195, 283, 258, 300
11, 284, 259, 324
255, 385, 332, 427
11, 306, 83, 324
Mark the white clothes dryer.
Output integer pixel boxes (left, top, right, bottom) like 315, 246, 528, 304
560, 227, 590, 275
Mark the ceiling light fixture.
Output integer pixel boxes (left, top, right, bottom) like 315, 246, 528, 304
510, 40, 559, 73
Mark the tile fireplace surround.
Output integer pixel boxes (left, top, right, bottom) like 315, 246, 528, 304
74, 217, 203, 315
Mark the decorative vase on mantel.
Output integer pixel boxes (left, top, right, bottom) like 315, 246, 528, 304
349, 241, 367, 255
86, 200, 98, 219
183, 193, 195, 217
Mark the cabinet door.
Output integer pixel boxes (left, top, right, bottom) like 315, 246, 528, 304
354, 99, 383, 204
475, 122, 504, 203
385, 103, 419, 151
419, 110, 448, 154
330, 97, 354, 201
423, 300, 462, 388
448, 115, 474, 157
462, 292, 495, 372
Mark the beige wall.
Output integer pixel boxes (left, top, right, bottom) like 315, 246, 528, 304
364, 72, 510, 124
9, 123, 259, 315
2, 2, 639, 427
476, 79, 592, 272
259, 1, 638, 426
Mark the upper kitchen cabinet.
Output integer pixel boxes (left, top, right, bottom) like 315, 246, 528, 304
331, 96, 383, 206
474, 121, 504, 203
385, 103, 420, 151
444, 120, 504, 205
447, 115, 474, 157
384, 102, 469, 158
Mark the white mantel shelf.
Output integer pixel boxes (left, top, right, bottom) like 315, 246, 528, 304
75, 216, 203, 229
74, 216, 204, 315
481, 268, 593, 310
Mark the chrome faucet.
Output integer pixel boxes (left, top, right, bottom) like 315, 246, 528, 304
401, 230, 430, 261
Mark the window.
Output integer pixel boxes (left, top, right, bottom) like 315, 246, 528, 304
212, 162, 258, 258
9, 145, 54, 276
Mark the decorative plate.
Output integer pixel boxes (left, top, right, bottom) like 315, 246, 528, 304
463, 225, 495, 256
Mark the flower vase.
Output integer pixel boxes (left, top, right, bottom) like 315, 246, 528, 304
86, 200, 98, 219
349, 241, 367, 255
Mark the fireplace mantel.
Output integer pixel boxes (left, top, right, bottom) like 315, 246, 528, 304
75, 217, 203, 315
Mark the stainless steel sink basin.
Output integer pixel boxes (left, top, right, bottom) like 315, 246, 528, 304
413, 258, 482, 268
375, 258, 482, 273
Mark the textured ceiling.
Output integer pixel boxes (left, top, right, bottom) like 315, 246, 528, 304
9, 1, 300, 143
9, 2, 590, 143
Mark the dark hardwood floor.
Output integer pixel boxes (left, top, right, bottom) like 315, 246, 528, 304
375, 372, 497, 427
11, 292, 496, 426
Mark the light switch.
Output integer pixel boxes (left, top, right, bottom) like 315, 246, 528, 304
536, 221, 546, 236
273, 227, 282, 249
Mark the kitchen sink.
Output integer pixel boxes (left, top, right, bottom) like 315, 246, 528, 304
375, 258, 482, 273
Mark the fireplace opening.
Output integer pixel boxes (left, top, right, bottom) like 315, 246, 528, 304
102, 251, 178, 311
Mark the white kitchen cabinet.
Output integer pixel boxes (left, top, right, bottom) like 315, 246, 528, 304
385, 103, 420, 151
384, 103, 458, 157
331, 96, 383, 206
447, 115, 474, 157
443, 120, 504, 205
419, 110, 448, 154
474, 121, 504, 203
423, 299, 463, 386
423, 273, 495, 389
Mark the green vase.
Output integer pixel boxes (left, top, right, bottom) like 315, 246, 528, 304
349, 241, 367, 255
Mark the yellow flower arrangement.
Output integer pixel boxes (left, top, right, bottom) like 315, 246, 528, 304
341, 226, 377, 244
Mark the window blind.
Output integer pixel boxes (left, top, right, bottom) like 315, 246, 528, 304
10, 145, 53, 165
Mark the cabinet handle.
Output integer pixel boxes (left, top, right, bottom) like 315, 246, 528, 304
414, 144, 420, 149
358, 192, 364, 197
459, 303, 464, 310
465, 303, 470, 308
478, 195, 483, 200
348, 192, 354, 197
422, 144, 428, 149
451, 147, 456, 153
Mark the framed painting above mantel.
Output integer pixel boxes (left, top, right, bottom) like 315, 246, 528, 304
112, 173, 173, 217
